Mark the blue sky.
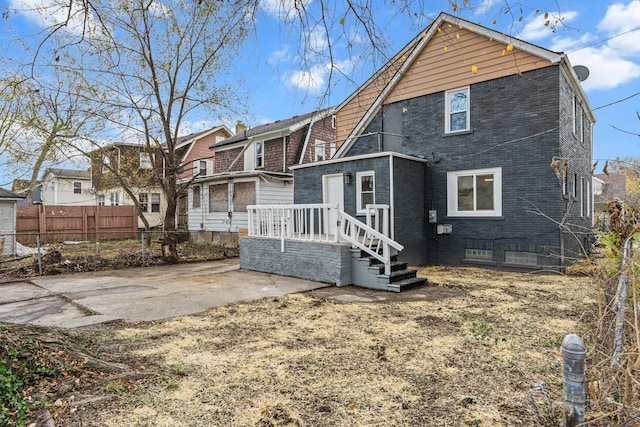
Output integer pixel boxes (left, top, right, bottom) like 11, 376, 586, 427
1, 0, 639, 188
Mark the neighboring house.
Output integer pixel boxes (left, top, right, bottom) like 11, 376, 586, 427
174, 125, 234, 230
242, 12, 596, 290
593, 173, 626, 230
90, 143, 166, 229
0, 188, 25, 257
40, 168, 94, 206
187, 110, 335, 237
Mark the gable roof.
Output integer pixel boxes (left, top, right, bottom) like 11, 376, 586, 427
334, 12, 595, 157
175, 125, 233, 151
211, 108, 334, 150
44, 168, 91, 180
0, 187, 25, 199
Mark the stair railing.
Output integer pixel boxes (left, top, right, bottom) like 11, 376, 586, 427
338, 210, 403, 276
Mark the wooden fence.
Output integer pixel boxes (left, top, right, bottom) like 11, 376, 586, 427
16, 205, 138, 244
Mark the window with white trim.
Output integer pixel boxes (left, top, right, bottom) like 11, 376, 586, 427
199, 160, 207, 176
356, 171, 375, 214
445, 87, 470, 133
139, 193, 149, 212
505, 251, 537, 266
255, 141, 264, 168
314, 140, 326, 162
192, 186, 201, 208
151, 193, 161, 213
73, 181, 82, 194
98, 195, 105, 206
329, 141, 336, 158
447, 167, 502, 217
110, 191, 119, 206
140, 152, 153, 169
465, 249, 493, 261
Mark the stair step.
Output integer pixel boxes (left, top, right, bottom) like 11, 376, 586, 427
388, 268, 417, 282
387, 277, 428, 293
369, 261, 407, 274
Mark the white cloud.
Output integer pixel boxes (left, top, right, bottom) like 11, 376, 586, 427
9, 0, 90, 34
598, 0, 640, 33
260, 0, 312, 20
287, 64, 327, 92
566, 46, 640, 91
519, 10, 578, 41
474, 0, 497, 16
269, 46, 291, 66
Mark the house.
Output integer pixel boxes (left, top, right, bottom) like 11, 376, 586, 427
174, 125, 234, 230
241, 12, 596, 290
187, 110, 334, 242
89, 143, 165, 229
0, 188, 25, 257
593, 173, 626, 230
40, 168, 95, 206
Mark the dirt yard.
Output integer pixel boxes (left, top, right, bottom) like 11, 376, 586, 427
13, 266, 593, 426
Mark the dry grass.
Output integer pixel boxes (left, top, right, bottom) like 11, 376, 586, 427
54, 266, 595, 427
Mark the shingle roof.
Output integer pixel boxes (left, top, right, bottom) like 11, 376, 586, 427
212, 109, 333, 149
0, 187, 25, 199
45, 168, 91, 180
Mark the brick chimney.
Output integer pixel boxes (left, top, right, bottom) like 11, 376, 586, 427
235, 121, 247, 135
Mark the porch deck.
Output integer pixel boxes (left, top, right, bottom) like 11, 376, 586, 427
241, 204, 427, 292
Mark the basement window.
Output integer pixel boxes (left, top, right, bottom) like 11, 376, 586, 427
465, 249, 493, 261
504, 251, 537, 266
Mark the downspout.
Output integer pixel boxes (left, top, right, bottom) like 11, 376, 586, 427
282, 136, 286, 172
389, 155, 395, 241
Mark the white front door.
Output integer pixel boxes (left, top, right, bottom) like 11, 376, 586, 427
323, 174, 344, 234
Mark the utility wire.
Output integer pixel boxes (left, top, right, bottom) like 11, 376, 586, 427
567, 26, 640, 53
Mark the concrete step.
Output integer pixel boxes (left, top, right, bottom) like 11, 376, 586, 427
387, 277, 428, 293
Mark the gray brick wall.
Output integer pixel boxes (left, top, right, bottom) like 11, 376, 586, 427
240, 237, 352, 285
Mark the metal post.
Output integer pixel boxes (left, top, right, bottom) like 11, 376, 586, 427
141, 231, 145, 261
36, 233, 42, 276
561, 334, 586, 427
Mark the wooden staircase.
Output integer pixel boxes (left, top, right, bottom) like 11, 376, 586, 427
350, 249, 427, 292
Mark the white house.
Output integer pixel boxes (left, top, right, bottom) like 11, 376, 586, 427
40, 168, 95, 206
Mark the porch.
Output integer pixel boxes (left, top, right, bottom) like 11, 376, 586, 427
241, 204, 426, 292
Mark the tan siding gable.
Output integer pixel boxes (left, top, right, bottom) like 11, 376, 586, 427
335, 40, 422, 146
386, 26, 554, 104
335, 24, 555, 149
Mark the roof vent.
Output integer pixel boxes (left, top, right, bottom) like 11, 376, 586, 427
573, 65, 590, 82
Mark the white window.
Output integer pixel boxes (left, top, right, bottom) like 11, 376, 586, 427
573, 173, 578, 198
314, 140, 326, 162
465, 249, 493, 261
140, 152, 153, 169
505, 251, 537, 266
98, 195, 105, 206
255, 141, 264, 168
199, 160, 207, 176
356, 171, 375, 214
192, 186, 201, 208
445, 87, 470, 133
331, 114, 336, 129
151, 193, 161, 213
447, 167, 502, 217
110, 191, 119, 206
73, 181, 82, 194
329, 141, 337, 158
139, 193, 149, 212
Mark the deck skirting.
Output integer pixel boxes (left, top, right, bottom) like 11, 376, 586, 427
240, 236, 352, 285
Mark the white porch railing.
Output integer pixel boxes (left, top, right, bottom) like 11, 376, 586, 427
246, 203, 402, 276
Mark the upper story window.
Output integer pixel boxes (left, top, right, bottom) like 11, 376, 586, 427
447, 167, 502, 217
110, 191, 120, 206
199, 160, 207, 176
356, 171, 375, 214
315, 140, 326, 162
73, 181, 82, 194
445, 87, 470, 133
329, 142, 337, 158
255, 141, 264, 169
140, 152, 153, 169
98, 195, 105, 206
